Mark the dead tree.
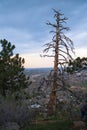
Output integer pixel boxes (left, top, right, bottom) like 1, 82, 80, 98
41, 9, 74, 116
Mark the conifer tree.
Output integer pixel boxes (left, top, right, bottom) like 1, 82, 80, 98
66, 57, 87, 73
42, 9, 74, 115
0, 39, 30, 97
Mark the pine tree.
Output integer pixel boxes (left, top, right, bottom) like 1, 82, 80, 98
67, 57, 87, 73
42, 9, 74, 115
0, 39, 31, 97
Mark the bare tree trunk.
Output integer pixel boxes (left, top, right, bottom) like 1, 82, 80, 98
48, 20, 59, 116
42, 9, 74, 116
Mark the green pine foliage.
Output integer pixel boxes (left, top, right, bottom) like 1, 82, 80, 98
0, 39, 31, 97
66, 57, 87, 73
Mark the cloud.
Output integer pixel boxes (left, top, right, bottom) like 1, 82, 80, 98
0, 27, 46, 53
75, 47, 87, 58
0, 0, 87, 68
72, 32, 87, 48
0, 27, 31, 47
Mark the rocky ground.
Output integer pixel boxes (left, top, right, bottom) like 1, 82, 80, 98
1, 68, 87, 130
24, 68, 87, 113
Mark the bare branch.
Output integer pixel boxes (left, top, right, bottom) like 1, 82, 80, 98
50, 30, 56, 33
43, 55, 54, 57
60, 27, 70, 31
59, 53, 68, 62
46, 21, 57, 28
43, 41, 53, 46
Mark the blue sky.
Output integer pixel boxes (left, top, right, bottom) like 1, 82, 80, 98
0, 0, 87, 68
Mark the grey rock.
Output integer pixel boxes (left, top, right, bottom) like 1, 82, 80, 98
2, 122, 20, 130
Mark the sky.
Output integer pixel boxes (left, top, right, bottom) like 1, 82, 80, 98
0, 0, 87, 68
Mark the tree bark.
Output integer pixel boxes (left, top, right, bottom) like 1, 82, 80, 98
48, 16, 59, 116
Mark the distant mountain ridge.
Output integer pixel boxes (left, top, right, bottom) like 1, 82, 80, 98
24, 67, 53, 76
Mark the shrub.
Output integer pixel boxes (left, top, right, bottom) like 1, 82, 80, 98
0, 98, 37, 127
